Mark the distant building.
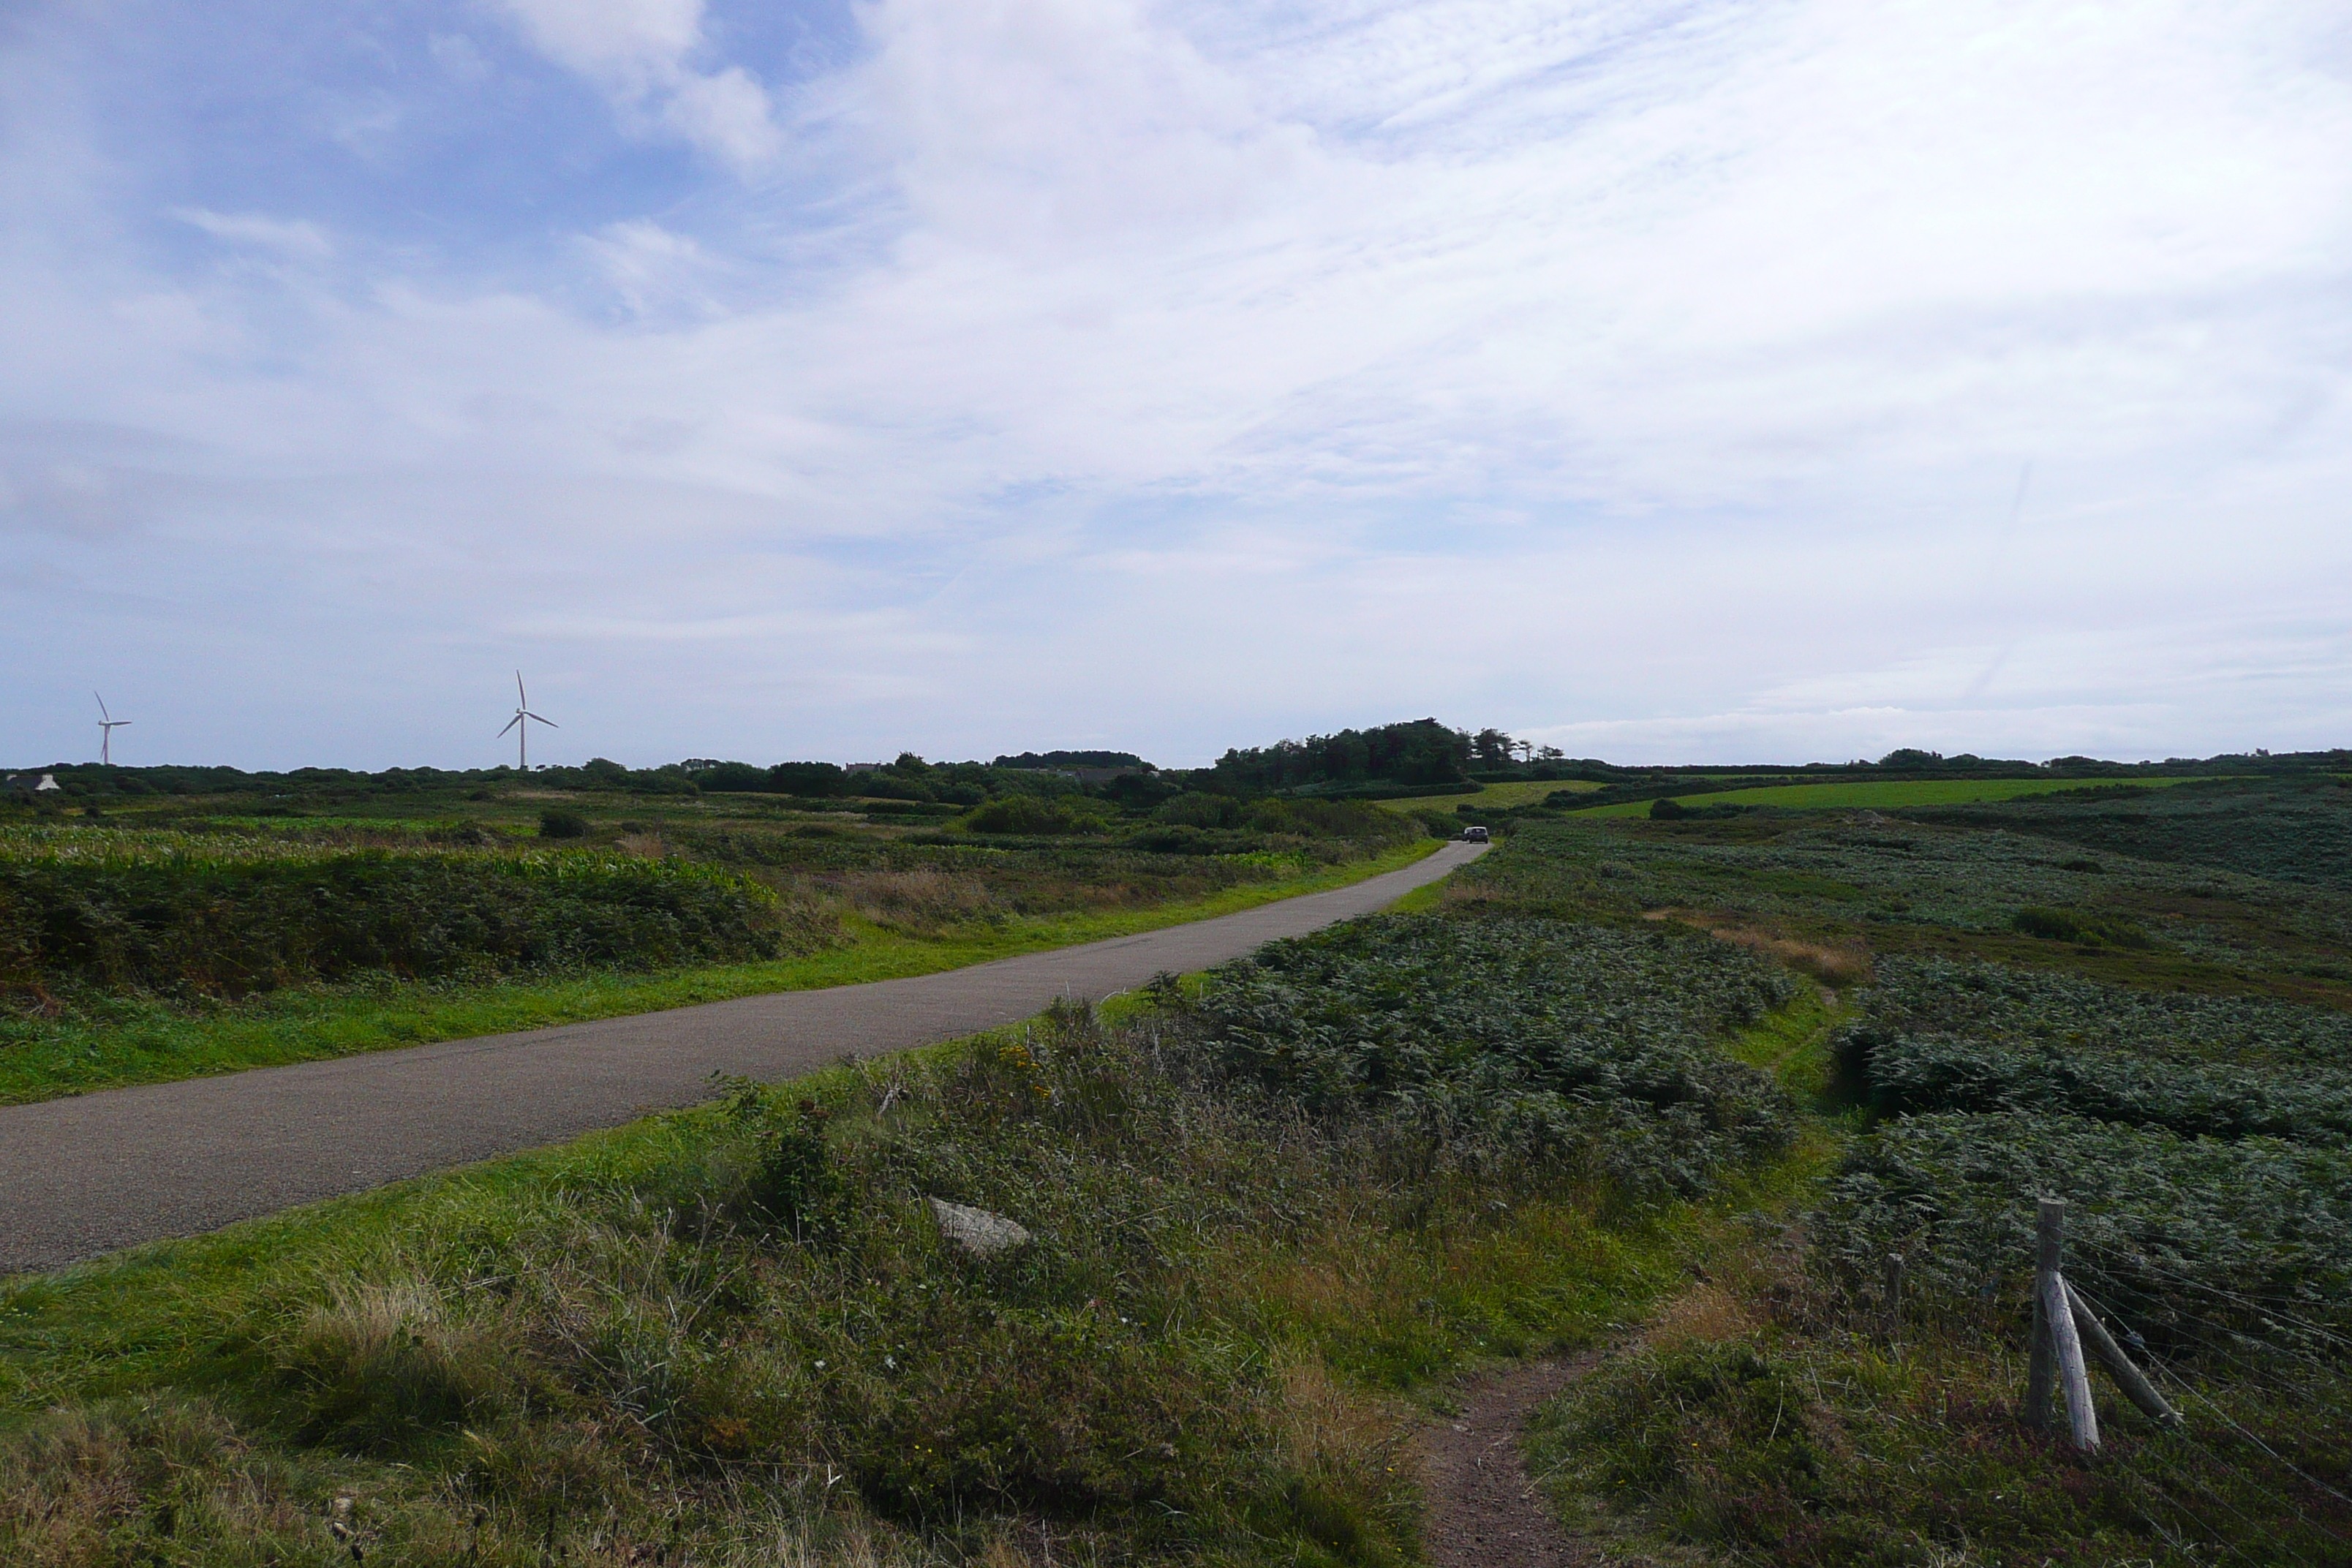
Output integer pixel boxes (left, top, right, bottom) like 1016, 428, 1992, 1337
4, 772, 60, 795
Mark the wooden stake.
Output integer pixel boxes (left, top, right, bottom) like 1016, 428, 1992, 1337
2066, 1279, 2184, 1431
2044, 1269, 2101, 1452
2026, 1197, 2064, 1430
1884, 1253, 1904, 1338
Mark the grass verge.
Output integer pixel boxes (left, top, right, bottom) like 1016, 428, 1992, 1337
0, 840, 1441, 1106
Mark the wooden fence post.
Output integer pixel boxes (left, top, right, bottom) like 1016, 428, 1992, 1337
2044, 1269, 2100, 1452
2026, 1198, 2063, 1431
2066, 1280, 2184, 1431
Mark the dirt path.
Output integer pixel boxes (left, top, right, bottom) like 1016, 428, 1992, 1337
0, 843, 1481, 1275
1417, 1354, 1597, 1568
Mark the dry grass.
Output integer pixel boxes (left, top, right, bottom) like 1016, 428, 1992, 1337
834, 868, 1001, 933
1703, 924, 1872, 988
1639, 1284, 1761, 1352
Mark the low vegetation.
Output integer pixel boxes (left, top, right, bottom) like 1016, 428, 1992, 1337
7, 750, 2348, 1565
0, 924, 1804, 1565
0, 773, 1435, 1102
1488, 779, 2352, 1565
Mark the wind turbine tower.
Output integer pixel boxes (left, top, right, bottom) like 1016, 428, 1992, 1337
499, 672, 558, 769
94, 693, 130, 766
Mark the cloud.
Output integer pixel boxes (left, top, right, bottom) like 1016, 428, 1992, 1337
495, 0, 783, 170
0, 0, 2347, 768
170, 207, 333, 259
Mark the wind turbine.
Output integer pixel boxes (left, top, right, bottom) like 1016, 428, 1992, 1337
94, 693, 130, 766
498, 671, 557, 769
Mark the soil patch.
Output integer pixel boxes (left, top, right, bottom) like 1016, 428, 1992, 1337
1416, 1354, 1597, 1568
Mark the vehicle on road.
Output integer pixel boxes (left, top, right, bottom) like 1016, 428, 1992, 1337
1461, 825, 1490, 843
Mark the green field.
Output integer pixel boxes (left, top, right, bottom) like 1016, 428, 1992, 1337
1572, 774, 2215, 816
1411, 777, 1604, 813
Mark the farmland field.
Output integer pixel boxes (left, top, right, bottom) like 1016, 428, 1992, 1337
1572, 773, 2217, 815
1405, 776, 1605, 813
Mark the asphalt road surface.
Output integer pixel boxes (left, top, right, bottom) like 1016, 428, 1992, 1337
0, 841, 1483, 1274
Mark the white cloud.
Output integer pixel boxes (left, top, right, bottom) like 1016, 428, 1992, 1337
169, 207, 333, 259
495, 0, 783, 170
0, 0, 2348, 767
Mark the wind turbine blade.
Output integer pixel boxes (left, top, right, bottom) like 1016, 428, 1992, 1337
526, 713, 559, 728
499, 716, 522, 736
516, 671, 527, 706
94, 692, 110, 721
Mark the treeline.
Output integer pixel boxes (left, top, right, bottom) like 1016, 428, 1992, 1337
13, 734, 2349, 815
1210, 717, 1548, 794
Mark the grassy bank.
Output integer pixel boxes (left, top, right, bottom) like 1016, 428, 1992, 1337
0, 840, 1439, 1106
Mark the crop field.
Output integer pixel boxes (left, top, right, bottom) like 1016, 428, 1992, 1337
1572, 774, 2214, 816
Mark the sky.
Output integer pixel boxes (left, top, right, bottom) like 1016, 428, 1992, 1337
2, 0, 2348, 771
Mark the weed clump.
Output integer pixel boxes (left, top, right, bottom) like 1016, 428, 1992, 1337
2008, 904, 2154, 949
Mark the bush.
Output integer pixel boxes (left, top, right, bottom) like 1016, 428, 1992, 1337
1190, 915, 1798, 1193
1812, 1111, 2352, 1352
2008, 905, 2152, 948
538, 810, 590, 840
962, 796, 1107, 835
1832, 957, 2352, 1141
769, 761, 845, 796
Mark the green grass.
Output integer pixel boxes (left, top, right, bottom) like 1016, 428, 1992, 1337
1573, 775, 2217, 817
1408, 778, 1603, 813
0, 840, 1439, 1106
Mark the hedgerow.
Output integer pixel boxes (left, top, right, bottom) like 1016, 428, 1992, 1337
1189, 915, 1799, 1194
0, 853, 821, 1002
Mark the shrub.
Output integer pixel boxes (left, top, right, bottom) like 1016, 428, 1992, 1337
538, 809, 590, 840
1190, 915, 1798, 1193
961, 796, 1106, 835
1814, 1111, 2352, 1352
2008, 904, 2152, 948
1832, 957, 2352, 1142
1155, 792, 1242, 829
769, 761, 845, 796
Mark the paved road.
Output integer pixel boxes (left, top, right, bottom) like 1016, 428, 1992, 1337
0, 843, 1482, 1273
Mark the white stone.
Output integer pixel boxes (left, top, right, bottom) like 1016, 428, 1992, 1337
928, 1197, 1033, 1257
